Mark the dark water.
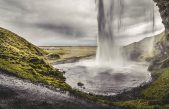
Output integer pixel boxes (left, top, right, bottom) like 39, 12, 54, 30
0, 73, 124, 109
55, 60, 151, 96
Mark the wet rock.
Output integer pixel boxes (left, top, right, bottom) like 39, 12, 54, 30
154, 0, 169, 55
48, 54, 60, 60
77, 82, 84, 87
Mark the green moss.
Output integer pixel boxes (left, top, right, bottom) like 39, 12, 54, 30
45, 48, 68, 56
112, 30, 169, 108
123, 31, 164, 62
110, 67, 169, 109
113, 100, 169, 109
142, 68, 169, 102
44, 47, 96, 64
0, 27, 70, 90
2, 27, 169, 109
113, 100, 157, 109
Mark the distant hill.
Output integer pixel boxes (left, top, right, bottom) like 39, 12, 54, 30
123, 32, 164, 62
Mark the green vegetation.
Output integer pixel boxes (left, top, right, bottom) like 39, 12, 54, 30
65, 31, 169, 108
2, 27, 169, 109
108, 31, 169, 108
47, 53, 60, 60
0, 27, 70, 90
0, 27, 109, 105
43, 47, 96, 64
123, 32, 165, 62
70, 67, 169, 109
123, 0, 169, 107
112, 69, 169, 109
112, 31, 169, 108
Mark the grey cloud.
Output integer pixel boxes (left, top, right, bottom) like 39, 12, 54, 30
35, 23, 87, 38
0, 0, 164, 46
0, 0, 97, 45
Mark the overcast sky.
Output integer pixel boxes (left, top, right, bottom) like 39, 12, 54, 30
0, 0, 164, 46
0, 0, 97, 46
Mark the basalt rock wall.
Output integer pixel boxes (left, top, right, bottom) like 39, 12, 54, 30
154, 0, 169, 56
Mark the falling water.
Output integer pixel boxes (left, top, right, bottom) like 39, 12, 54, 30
53, 0, 159, 96
96, 0, 155, 66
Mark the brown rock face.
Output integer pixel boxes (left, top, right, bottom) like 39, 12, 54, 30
148, 0, 169, 71
153, 0, 169, 56
154, 0, 169, 32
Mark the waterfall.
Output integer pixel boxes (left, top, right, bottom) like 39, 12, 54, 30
96, 0, 156, 66
96, 0, 123, 66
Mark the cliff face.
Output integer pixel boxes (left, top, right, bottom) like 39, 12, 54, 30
154, 0, 169, 56
154, 0, 169, 31
147, 0, 169, 71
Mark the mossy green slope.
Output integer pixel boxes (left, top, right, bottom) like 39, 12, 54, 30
2, 27, 169, 109
0, 27, 70, 90
123, 32, 164, 62
113, 68, 169, 109
112, 56, 169, 108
